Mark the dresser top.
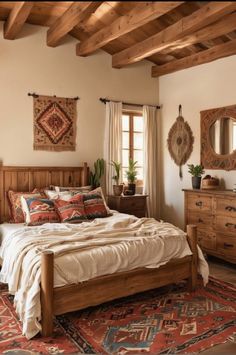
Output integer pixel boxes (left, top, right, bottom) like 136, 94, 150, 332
183, 189, 236, 197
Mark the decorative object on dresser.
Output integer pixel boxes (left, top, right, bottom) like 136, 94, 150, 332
187, 164, 205, 189
111, 160, 123, 196
167, 105, 194, 179
201, 104, 236, 170
31, 93, 78, 152
183, 189, 236, 263
107, 194, 148, 218
202, 175, 220, 190
125, 158, 138, 195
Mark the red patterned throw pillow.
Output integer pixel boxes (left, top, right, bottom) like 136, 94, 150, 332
23, 197, 60, 225
54, 194, 87, 223
7, 189, 43, 223
82, 193, 108, 219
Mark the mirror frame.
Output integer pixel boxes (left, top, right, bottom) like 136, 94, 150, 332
201, 104, 236, 170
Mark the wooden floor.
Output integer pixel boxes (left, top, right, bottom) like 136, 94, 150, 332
201, 256, 236, 355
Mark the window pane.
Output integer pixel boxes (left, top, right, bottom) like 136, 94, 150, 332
122, 115, 129, 131
122, 168, 127, 182
134, 116, 143, 132
134, 132, 143, 149
136, 168, 143, 181
122, 149, 129, 167
134, 149, 143, 166
122, 132, 129, 149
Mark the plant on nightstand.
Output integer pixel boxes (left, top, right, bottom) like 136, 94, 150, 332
126, 158, 138, 195
111, 160, 123, 196
187, 164, 205, 189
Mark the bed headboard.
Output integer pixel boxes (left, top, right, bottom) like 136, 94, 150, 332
0, 162, 89, 222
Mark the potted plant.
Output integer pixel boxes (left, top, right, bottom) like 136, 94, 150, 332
111, 160, 123, 196
89, 158, 105, 189
126, 158, 138, 195
187, 164, 205, 189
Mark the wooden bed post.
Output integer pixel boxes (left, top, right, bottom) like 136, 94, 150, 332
82, 162, 88, 186
186, 224, 198, 291
41, 251, 54, 337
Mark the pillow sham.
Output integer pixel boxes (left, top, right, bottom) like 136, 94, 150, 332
87, 187, 111, 215
21, 197, 60, 225
7, 189, 43, 223
54, 194, 87, 223
82, 193, 108, 219
55, 185, 92, 193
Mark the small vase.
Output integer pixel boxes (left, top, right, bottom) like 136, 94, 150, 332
128, 183, 136, 195
113, 184, 123, 196
192, 177, 202, 189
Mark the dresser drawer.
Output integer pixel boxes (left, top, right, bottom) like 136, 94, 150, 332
215, 215, 236, 236
187, 194, 212, 213
215, 197, 236, 217
197, 230, 216, 251
188, 212, 213, 230
217, 234, 236, 258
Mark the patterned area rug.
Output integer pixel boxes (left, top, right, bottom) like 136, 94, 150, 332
0, 278, 236, 354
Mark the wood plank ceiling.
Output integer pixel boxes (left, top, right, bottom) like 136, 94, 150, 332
1, 1, 236, 77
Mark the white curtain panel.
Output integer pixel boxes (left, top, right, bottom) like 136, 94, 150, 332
143, 105, 159, 219
104, 101, 122, 195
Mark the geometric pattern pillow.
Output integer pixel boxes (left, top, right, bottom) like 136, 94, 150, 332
23, 197, 60, 226
7, 189, 43, 223
54, 194, 87, 223
82, 193, 108, 219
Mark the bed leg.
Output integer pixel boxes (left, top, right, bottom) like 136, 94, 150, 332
186, 225, 198, 292
82, 162, 88, 186
41, 251, 54, 337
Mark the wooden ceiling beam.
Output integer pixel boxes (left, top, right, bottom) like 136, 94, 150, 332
112, 2, 236, 68
152, 38, 236, 77
76, 2, 184, 57
47, 2, 102, 47
4, 2, 33, 40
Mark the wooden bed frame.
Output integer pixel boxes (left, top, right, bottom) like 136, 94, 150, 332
0, 163, 198, 338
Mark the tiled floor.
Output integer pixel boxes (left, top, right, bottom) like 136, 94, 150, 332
201, 256, 236, 355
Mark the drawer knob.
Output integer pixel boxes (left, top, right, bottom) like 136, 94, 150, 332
195, 201, 203, 207
224, 243, 234, 248
198, 218, 203, 223
225, 206, 236, 212
225, 222, 236, 229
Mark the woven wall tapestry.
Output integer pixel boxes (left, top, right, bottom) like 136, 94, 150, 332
33, 94, 76, 151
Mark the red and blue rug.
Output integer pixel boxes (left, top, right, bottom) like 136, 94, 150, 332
0, 277, 236, 354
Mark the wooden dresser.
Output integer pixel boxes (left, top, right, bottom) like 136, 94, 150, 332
107, 195, 148, 218
183, 189, 236, 263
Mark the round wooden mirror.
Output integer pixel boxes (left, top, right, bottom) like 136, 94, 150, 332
201, 105, 236, 170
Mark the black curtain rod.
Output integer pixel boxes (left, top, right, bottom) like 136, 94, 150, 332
28, 93, 80, 100
100, 97, 161, 109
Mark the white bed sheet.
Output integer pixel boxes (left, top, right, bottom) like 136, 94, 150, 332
0, 212, 209, 339
0, 223, 25, 243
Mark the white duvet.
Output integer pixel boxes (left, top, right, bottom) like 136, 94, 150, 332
0, 212, 209, 339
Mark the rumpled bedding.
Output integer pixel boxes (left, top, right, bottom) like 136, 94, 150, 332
0, 212, 209, 339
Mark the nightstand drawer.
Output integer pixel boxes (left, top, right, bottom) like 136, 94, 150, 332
217, 234, 236, 258
120, 197, 146, 210
215, 215, 236, 235
187, 194, 212, 213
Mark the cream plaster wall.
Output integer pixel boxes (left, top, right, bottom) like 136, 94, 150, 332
159, 55, 236, 230
0, 22, 157, 167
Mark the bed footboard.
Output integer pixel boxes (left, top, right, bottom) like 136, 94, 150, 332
186, 224, 198, 291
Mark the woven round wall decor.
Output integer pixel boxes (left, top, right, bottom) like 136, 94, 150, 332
167, 105, 194, 179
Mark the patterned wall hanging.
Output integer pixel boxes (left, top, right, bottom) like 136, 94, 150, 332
167, 105, 194, 179
32, 94, 77, 151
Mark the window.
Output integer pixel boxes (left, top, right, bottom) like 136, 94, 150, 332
122, 112, 144, 185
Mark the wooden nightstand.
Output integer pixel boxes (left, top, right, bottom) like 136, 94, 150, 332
107, 194, 148, 218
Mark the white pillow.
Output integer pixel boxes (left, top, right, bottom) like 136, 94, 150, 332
44, 190, 72, 201
21, 196, 31, 224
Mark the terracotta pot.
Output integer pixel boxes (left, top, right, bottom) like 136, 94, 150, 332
128, 183, 136, 195
113, 184, 123, 196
